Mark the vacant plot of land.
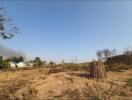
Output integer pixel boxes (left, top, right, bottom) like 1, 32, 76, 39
0, 68, 132, 100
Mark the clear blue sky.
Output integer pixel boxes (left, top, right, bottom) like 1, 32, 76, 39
1, 0, 132, 62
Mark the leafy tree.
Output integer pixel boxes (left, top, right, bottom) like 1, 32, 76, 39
103, 49, 112, 60
12, 57, 18, 63
35, 57, 41, 61
0, 6, 18, 68
2, 61, 9, 68
0, 7, 18, 39
42, 61, 46, 65
0, 56, 10, 69
34, 57, 42, 67
49, 61, 54, 65
96, 49, 113, 61
18, 56, 24, 62
12, 56, 24, 63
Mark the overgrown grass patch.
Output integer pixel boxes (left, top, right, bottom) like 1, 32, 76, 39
110, 90, 117, 96
91, 96, 101, 100
125, 78, 132, 91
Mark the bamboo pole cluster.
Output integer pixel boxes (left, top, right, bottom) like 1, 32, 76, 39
90, 61, 107, 79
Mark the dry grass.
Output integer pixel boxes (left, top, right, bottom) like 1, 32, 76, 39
0, 67, 131, 100
126, 78, 132, 91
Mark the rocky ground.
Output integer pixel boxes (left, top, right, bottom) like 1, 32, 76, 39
0, 68, 132, 100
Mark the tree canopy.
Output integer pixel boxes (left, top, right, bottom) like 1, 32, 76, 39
33, 57, 42, 67
0, 7, 18, 39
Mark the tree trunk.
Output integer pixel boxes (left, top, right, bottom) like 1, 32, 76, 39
90, 61, 107, 79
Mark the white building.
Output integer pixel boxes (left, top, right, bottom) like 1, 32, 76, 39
9, 62, 26, 68
16, 62, 26, 68
9, 62, 16, 68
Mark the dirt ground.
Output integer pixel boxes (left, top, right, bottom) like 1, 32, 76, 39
0, 68, 132, 100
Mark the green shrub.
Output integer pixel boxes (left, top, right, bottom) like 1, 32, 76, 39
0, 61, 9, 69
126, 78, 132, 87
91, 96, 101, 100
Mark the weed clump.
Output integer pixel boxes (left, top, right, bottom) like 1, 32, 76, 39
126, 78, 132, 89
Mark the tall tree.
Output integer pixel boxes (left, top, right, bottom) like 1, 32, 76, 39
0, 7, 18, 39
12, 57, 18, 63
18, 56, 24, 62
34, 57, 42, 67
103, 49, 112, 60
49, 61, 54, 65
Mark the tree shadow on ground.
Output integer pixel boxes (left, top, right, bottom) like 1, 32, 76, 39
67, 72, 92, 79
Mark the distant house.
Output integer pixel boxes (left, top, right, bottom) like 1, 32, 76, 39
9, 62, 26, 68
26, 61, 34, 67
9, 62, 16, 68
17, 62, 26, 68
